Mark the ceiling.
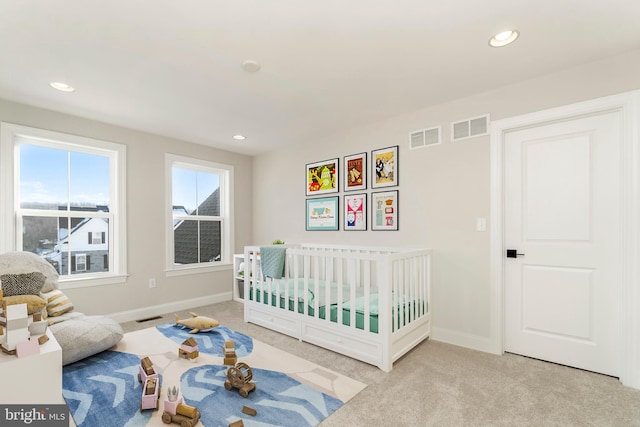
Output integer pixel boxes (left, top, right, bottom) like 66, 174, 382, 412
1, 1, 639, 156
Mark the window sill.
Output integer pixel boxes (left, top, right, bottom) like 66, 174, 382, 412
165, 263, 232, 277
58, 273, 129, 290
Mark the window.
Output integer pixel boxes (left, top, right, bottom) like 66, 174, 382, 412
90, 231, 105, 245
166, 154, 233, 274
0, 123, 127, 288
74, 254, 87, 272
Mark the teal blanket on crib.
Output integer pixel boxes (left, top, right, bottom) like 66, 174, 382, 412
260, 246, 286, 279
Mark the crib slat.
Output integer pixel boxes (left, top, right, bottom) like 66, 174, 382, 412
364, 259, 371, 333
348, 257, 356, 332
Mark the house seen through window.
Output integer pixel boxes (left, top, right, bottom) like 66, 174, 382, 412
20, 144, 111, 275
168, 154, 232, 270
1, 123, 127, 286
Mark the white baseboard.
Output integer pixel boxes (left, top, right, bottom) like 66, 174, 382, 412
108, 292, 232, 323
431, 326, 498, 355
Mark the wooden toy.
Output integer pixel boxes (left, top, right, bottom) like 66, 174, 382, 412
242, 405, 257, 416
224, 362, 256, 398
174, 312, 219, 334
229, 420, 244, 427
28, 317, 48, 335
178, 337, 199, 360
138, 356, 158, 383
161, 385, 201, 427
1, 303, 30, 354
223, 340, 237, 365
140, 377, 160, 411
16, 339, 39, 358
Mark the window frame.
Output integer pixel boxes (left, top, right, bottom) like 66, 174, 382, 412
0, 122, 128, 288
74, 254, 88, 272
165, 153, 234, 276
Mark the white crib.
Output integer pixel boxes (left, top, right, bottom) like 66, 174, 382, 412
243, 244, 432, 372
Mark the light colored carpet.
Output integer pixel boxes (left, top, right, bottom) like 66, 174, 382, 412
121, 301, 640, 426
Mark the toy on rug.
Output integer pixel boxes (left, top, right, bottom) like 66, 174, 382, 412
140, 376, 160, 411
225, 362, 256, 398
178, 337, 199, 361
242, 405, 257, 416
174, 312, 220, 334
139, 356, 161, 411
223, 340, 237, 365
138, 356, 158, 383
161, 385, 201, 427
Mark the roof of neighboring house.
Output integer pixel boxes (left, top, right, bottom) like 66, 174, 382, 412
172, 206, 189, 228
173, 188, 221, 264
57, 205, 109, 236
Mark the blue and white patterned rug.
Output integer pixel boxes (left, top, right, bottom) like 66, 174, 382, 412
63, 323, 366, 427
156, 323, 254, 357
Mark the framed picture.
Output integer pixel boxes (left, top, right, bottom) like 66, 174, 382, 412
372, 145, 398, 188
306, 196, 339, 231
372, 190, 399, 231
344, 152, 367, 192
344, 193, 367, 231
306, 158, 339, 196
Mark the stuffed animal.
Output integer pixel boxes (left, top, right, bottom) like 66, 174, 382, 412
174, 312, 219, 334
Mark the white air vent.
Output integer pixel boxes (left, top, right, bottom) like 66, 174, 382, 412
451, 114, 490, 141
409, 126, 441, 150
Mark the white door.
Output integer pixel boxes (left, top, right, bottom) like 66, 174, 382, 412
504, 110, 621, 376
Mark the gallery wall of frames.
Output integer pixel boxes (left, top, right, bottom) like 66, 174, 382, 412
305, 146, 399, 231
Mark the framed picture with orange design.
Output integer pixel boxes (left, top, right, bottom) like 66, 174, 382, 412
343, 152, 366, 192
372, 145, 398, 188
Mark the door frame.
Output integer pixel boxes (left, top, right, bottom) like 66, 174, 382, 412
489, 90, 640, 389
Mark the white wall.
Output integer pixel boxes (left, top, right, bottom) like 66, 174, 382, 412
251, 48, 640, 351
0, 99, 254, 318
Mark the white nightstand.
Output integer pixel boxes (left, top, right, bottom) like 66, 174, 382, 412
0, 329, 63, 404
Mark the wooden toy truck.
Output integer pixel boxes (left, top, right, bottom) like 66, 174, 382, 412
161, 396, 201, 427
224, 362, 256, 398
139, 356, 161, 411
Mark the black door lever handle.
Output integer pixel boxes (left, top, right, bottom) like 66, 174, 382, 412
506, 249, 525, 258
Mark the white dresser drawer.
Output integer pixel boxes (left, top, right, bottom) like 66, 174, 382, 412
301, 322, 382, 366
246, 306, 300, 339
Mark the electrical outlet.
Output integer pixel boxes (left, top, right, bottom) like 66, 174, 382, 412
149, 278, 156, 288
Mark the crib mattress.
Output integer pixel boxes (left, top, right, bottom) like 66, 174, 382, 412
250, 283, 424, 334
332, 294, 426, 332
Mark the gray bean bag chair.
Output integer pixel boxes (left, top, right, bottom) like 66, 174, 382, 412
0, 251, 123, 365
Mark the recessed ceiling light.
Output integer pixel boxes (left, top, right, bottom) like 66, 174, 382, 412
233, 134, 246, 140
489, 30, 519, 47
49, 81, 75, 92
241, 60, 261, 73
